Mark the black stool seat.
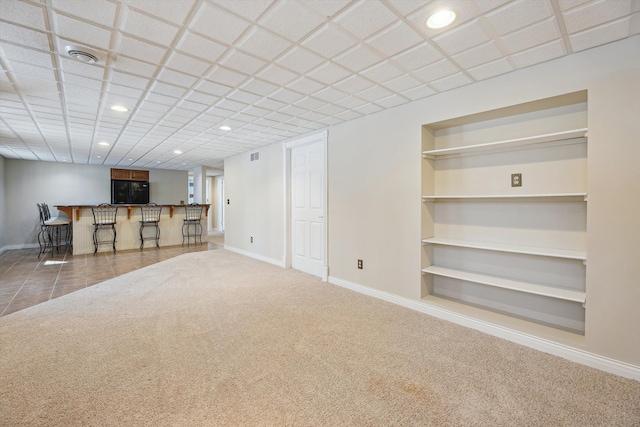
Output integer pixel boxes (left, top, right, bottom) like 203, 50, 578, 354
91, 204, 118, 254
139, 204, 162, 250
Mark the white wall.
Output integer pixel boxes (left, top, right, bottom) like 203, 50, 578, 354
224, 142, 283, 264
225, 36, 640, 367
3, 159, 188, 247
0, 155, 6, 252
327, 36, 640, 366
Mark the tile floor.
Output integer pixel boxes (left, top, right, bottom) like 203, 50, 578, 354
0, 241, 221, 317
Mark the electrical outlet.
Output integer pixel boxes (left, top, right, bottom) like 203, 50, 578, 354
250, 236, 253, 243
357, 259, 363, 269
511, 173, 522, 187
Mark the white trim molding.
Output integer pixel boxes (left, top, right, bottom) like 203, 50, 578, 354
328, 275, 640, 381
224, 245, 286, 268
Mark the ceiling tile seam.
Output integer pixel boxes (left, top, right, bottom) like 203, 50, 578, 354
0, 101, 46, 161
470, 12, 518, 72
550, 0, 574, 55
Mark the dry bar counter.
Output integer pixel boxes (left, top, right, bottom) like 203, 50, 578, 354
55, 204, 210, 255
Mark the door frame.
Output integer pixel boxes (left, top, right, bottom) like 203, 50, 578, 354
282, 130, 328, 280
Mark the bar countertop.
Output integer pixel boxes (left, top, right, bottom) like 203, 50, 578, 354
55, 204, 210, 221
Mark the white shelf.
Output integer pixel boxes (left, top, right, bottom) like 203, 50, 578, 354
422, 237, 586, 261
422, 128, 587, 158
422, 193, 587, 201
421, 266, 586, 303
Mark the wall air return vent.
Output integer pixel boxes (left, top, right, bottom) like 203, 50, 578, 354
250, 151, 260, 162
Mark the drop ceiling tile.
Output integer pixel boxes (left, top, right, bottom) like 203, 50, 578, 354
310, 87, 349, 103
195, 79, 234, 97
569, 17, 637, 52
412, 59, 459, 83
111, 70, 150, 89
213, 0, 275, 21
240, 78, 279, 97
286, 77, 325, 95
0, 1, 46, 31
353, 102, 383, 115
359, 61, 404, 84
227, 89, 262, 105
60, 58, 106, 79
215, 98, 249, 112
185, 90, 219, 105
207, 66, 250, 88
269, 88, 306, 103
0, 22, 50, 51
191, 2, 251, 45
119, 36, 167, 64
256, 64, 299, 86
558, 0, 592, 12
356, 85, 394, 102
0, 43, 53, 68
335, 0, 398, 39
10, 62, 57, 81
485, 0, 554, 36
399, 84, 436, 101
256, 97, 287, 111
430, 72, 473, 92
176, 31, 227, 63
279, 103, 310, 116
145, 92, 178, 106
128, 0, 195, 25
15, 76, 59, 92
333, 44, 385, 73
108, 84, 144, 99
472, 0, 513, 14
53, 13, 113, 49
382, 74, 423, 92
294, 96, 325, 110
500, 17, 562, 54
466, 57, 513, 81
237, 27, 291, 61
392, 43, 443, 71
366, 22, 424, 57
219, 50, 267, 76
333, 74, 375, 94
431, 19, 490, 55
385, 0, 429, 16
302, 24, 357, 58
276, 47, 325, 74
61, 73, 103, 92
510, 39, 566, 69
123, 8, 179, 45
165, 51, 211, 76
150, 81, 187, 98
374, 93, 410, 109
451, 41, 503, 69
157, 68, 198, 87
562, 0, 636, 34
333, 95, 367, 109
259, 1, 325, 42
307, 62, 352, 85
299, 0, 353, 18
51, 0, 117, 27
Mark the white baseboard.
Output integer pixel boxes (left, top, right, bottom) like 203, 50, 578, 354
1, 243, 39, 253
328, 276, 640, 381
224, 245, 285, 268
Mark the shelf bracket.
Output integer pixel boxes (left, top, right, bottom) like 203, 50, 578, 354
583, 259, 587, 266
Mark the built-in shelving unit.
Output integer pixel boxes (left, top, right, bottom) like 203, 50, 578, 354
422, 128, 587, 158
421, 237, 586, 261
421, 91, 588, 336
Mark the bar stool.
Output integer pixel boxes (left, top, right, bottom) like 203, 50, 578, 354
91, 204, 118, 255
139, 203, 162, 250
37, 203, 71, 257
182, 204, 203, 246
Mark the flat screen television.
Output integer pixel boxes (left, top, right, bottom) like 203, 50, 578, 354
111, 180, 149, 204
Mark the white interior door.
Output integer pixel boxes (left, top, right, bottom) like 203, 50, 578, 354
290, 141, 325, 277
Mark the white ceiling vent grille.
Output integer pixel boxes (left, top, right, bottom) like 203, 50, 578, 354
250, 151, 260, 162
65, 45, 101, 64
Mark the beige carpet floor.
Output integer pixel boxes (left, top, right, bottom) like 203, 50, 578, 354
1, 249, 639, 426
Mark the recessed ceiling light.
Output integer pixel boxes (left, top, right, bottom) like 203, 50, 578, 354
98, 141, 110, 146
110, 105, 128, 112
220, 125, 231, 131
156, 160, 161, 163
128, 158, 133, 161
426, 9, 456, 29
96, 155, 102, 158
174, 150, 182, 155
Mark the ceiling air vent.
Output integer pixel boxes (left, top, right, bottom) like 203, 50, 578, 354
65, 45, 101, 64
250, 151, 260, 162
